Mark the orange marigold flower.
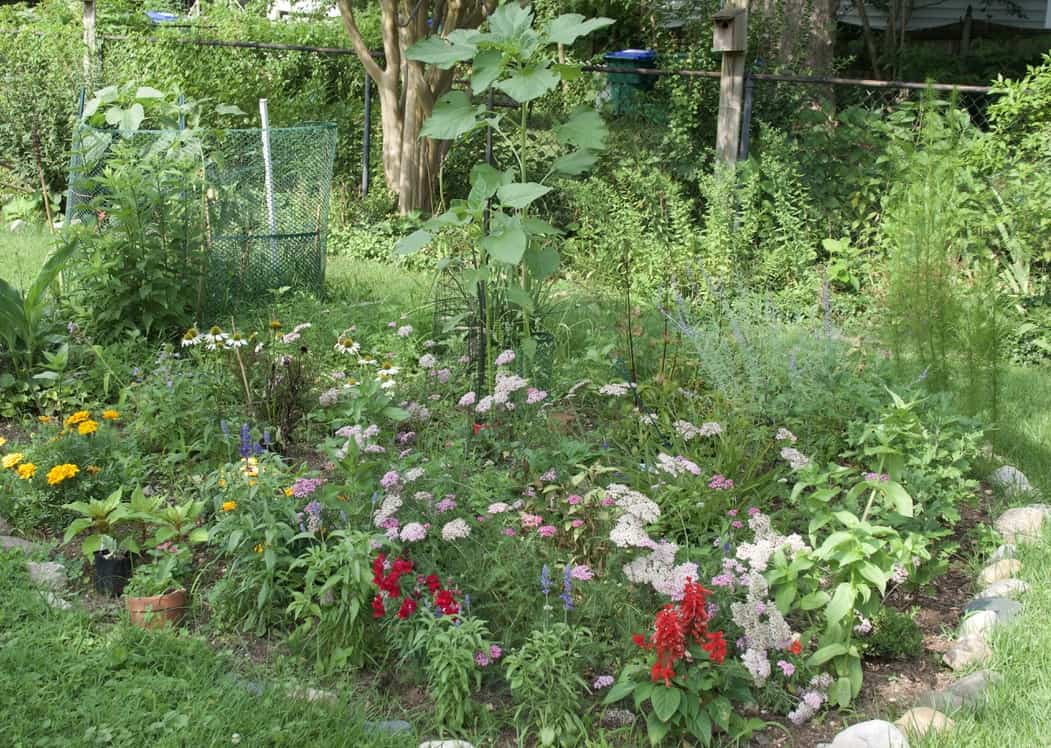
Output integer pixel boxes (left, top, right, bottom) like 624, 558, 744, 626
64, 411, 90, 427
101, 409, 120, 420
47, 463, 79, 485
37, 416, 52, 424
16, 462, 36, 480
221, 500, 237, 512
2, 452, 23, 469
77, 420, 99, 436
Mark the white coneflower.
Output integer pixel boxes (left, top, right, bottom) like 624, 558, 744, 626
226, 330, 248, 348
334, 334, 361, 356
181, 326, 202, 347
377, 373, 397, 390
378, 361, 400, 376
203, 325, 227, 350
357, 355, 377, 367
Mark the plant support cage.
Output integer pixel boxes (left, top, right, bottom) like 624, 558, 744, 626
66, 121, 337, 313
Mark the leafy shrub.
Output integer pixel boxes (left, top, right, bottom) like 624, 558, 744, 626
862, 607, 924, 660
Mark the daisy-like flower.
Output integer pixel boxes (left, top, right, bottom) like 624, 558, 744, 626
226, 330, 249, 348
77, 420, 99, 436
46, 463, 79, 485
357, 355, 377, 367
16, 462, 36, 480
334, 334, 361, 356
3, 453, 24, 469
64, 411, 90, 427
181, 326, 202, 347
222, 500, 237, 512
377, 372, 397, 390
101, 409, 119, 420
203, 325, 228, 350
378, 361, 400, 377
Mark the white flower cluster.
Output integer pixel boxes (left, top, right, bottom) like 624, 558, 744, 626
675, 420, 723, 440
622, 539, 699, 601
373, 494, 402, 529
731, 572, 793, 685
655, 453, 701, 478
441, 518, 471, 541
334, 423, 383, 458
735, 512, 808, 573
599, 382, 635, 397
493, 373, 528, 405
780, 447, 810, 471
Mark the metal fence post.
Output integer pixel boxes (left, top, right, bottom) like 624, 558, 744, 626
361, 74, 372, 197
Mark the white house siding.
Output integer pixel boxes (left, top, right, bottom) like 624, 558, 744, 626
838, 0, 1051, 31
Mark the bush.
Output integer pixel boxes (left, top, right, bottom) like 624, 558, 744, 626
863, 607, 924, 661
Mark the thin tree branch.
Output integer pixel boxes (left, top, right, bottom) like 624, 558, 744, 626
336, 0, 384, 81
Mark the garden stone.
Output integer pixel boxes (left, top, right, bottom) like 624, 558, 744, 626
978, 559, 1022, 586
959, 610, 999, 639
976, 579, 1028, 599
26, 562, 66, 591
0, 536, 40, 554
364, 720, 413, 736
419, 742, 474, 748
942, 636, 992, 670
830, 719, 909, 748
963, 596, 1022, 622
895, 707, 954, 737
994, 505, 1051, 544
43, 591, 71, 610
946, 670, 1001, 706
989, 466, 1033, 495
915, 689, 965, 713
989, 544, 1017, 562
599, 708, 635, 728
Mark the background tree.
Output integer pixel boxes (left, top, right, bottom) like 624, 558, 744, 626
336, 0, 496, 214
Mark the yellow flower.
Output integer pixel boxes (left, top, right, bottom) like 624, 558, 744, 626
240, 457, 259, 478
222, 500, 237, 512
64, 411, 90, 427
2, 453, 23, 469
46, 463, 79, 486
77, 420, 99, 436
101, 410, 120, 420
283, 487, 293, 497
253, 543, 264, 553
86, 465, 101, 475
218, 478, 228, 489
269, 319, 282, 330
0, 436, 6, 447
16, 463, 36, 480
37, 416, 51, 424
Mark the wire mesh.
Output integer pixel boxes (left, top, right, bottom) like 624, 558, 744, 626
65, 121, 337, 314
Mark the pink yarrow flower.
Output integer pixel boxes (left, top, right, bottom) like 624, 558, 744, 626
537, 525, 557, 538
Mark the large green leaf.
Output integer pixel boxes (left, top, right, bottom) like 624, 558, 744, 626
882, 481, 914, 517
394, 229, 433, 256
807, 642, 849, 667
858, 562, 888, 595
825, 582, 855, 624
471, 49, 505, 92
481, 218, 527, 264
524, 246, 560, 280
488, 3, 534, 41
552, 149, 599, 175
421, 91, 484, 140
496, 64, 560, 103
545, 14, 615, 45
522, 217, 562, 236
406, 34, 477, 69
556, 107, 608, 150
497, 181, 552, 209
646, 712, 671, 746
468, 163, 510, 201
650, 685, 681, 722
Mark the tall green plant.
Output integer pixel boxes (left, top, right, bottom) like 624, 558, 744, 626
394, 5, 612, 366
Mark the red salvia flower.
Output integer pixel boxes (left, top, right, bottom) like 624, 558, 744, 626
702, 630, 727, 664
678, 579, 712, 644
649, 606, 687, 686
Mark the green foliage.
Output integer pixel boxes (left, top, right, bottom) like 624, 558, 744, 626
862, 606, 924, 660
504, 622, 590, 746
412, 614, 494, 733
61, 487, 140, 558
286, 530, 375, 673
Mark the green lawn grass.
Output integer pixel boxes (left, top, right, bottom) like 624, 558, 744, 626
0, 226, 55, 290
0, 551, 413, 747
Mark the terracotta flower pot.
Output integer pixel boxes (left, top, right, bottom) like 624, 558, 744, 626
126, 588, 187, 629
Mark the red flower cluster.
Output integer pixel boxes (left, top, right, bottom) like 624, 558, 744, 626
634, 579, 727, 686
371, 555, 460, 620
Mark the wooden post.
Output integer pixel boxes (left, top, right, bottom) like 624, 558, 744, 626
713, 4, 748, 165
83, 0, 96, 85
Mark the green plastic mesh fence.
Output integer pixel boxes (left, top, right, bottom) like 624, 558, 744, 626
66, 122, 337, 314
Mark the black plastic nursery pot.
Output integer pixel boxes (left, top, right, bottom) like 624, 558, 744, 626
93, 551, 132, 597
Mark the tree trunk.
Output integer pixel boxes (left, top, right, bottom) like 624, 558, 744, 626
337, 0, 491, 215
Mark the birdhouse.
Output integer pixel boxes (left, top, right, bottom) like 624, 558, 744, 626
711, 7, 747, 53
